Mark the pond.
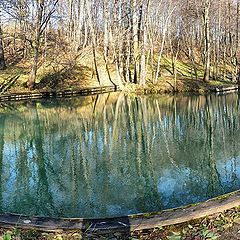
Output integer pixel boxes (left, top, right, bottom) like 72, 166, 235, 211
0, 92, 240, 219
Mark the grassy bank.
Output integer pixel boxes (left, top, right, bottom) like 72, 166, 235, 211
0, 206, 239, 239
0, 54, 238, 96
123, 77, 237, 95
0, 47, 120, 95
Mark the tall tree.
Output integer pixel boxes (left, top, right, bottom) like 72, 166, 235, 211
203, 0, 210, 81
1, 0, 240, 87
0, 24, 5, 70
132, 0, 140, 84
140, 0, 150, 85
27, 0, 59, 89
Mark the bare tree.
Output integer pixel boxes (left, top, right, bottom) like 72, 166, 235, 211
0, 24, 5, 70
1, 0, 240, 87
203, 0, 210, 81
154, 1, 176, 83
140, 0, 150, 85
28, 0, 59, 89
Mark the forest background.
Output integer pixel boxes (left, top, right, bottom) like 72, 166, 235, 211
0, 0, 239, 93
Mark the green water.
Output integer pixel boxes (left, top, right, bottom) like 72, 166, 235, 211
0, 92, 240, 218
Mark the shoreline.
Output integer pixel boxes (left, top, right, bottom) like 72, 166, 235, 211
0, 190, 238, 233
0, 85, 120, 102
0, 82, 238, 102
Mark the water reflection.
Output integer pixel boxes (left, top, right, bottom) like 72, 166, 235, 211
0, 92, 240, 218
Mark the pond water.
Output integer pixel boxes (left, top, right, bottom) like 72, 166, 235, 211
0, 92, 240, 218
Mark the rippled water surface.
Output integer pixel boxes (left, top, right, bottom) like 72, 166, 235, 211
0, 92, 240, 218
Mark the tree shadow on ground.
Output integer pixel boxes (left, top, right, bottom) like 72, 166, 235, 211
7, 53, 24, 67
177, 77, 237, 92
35, 65, 91, 90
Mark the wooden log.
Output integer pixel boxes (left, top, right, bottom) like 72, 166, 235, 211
0, 190, 238, 233
215, 85, 239, 92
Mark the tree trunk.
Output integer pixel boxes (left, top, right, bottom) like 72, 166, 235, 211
27, 0, 44, 89
132, 0, 140, 84
216, 1, 221, 80
103, 0, 110, 57
27, 0, 58, 89
28, 40, 40, 89
140, 0, 149, 85
154, 5, 176, 83
68, 0, 74, 41
0, 25, 6, 70
86, 0, 101, 85
203, 0, 210, 82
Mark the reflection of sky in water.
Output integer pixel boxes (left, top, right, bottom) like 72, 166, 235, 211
217, 156, 240, 188
158, 168, 208, 208
0, 93, 240, 218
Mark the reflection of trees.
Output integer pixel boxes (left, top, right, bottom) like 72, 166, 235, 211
0, 115, 5, 211
32, 105, 55, 216
205, 95, 221, 197
0, 92, 240, 217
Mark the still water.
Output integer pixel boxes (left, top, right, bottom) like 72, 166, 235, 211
0, 92, 240, 218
